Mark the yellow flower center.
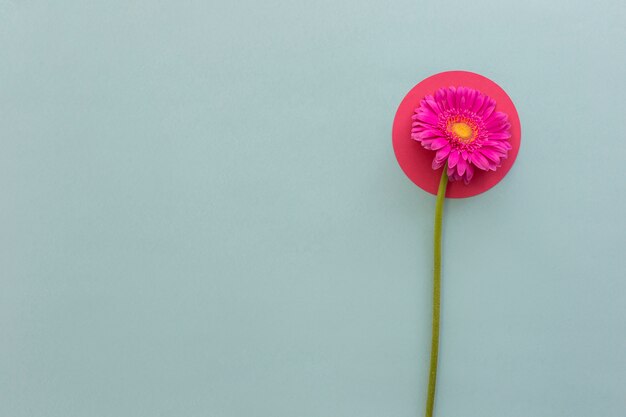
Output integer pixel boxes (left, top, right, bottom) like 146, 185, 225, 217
451, 122, 474, 142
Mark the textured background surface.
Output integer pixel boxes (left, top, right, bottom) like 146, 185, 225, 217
1, 1, 625, 416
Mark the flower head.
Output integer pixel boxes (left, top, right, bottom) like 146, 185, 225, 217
411, 86, 512, 184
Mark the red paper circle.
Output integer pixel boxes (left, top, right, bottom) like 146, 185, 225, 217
392, 71, 521, 198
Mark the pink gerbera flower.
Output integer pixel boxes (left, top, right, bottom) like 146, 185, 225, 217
411, 86, 512, 184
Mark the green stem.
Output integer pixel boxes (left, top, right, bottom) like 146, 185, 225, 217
425, 168, 448, 417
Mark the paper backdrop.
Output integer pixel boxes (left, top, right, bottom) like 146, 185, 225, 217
1, 1, 625, 416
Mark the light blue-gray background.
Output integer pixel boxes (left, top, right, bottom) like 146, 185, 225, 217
1, 1, 625, 416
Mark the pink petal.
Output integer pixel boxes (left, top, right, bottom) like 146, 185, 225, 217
470, 152, 489, 170
446, 87, 456, 110
448, 150, 460, 168
464, 164, 474, 184
479, 148, 502, 163
430, 138, 448, 150
416, 129, 442, 139
418, 134, 445, 145
456, 158, 467, 176
415, 111, 439, 125
485, 119, 508, 131
465, 88, 477, 109
432, 158, 445, 170
434, 89, 447, 110
472, 94, 485, 113
482, 140, 509, 148
485, 111, 507, 124
481, 101, 496, 119
424, 97, 440, 114
447, 165, 457, 179
456, 86, 465, 108
488, 132, 512, 140
435, 145, 451, 162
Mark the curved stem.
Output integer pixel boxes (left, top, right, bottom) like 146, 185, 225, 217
425, 168, 448, 417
